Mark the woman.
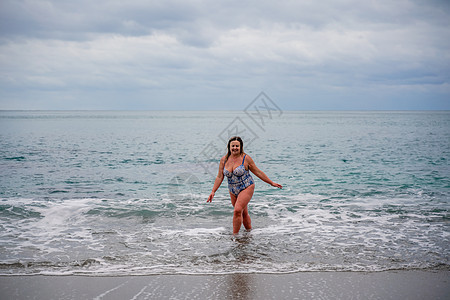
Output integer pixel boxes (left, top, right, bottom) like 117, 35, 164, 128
207, 136, 282, 234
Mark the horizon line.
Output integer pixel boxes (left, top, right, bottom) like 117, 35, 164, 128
1, 109, 450, 112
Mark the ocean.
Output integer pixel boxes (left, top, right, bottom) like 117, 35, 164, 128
0, 110, 449, 276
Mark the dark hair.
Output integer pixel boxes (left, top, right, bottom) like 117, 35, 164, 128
226, 136, 244, 161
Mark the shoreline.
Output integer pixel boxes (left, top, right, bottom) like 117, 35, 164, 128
1, 270, 448, 299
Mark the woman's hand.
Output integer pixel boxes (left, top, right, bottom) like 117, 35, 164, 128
271, 182, 283, 189
207, 192, 215, 202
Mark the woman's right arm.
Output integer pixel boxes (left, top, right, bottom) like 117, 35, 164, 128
207, 157, 225, 202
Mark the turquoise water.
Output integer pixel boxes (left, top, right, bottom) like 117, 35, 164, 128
0, 110, 449, 275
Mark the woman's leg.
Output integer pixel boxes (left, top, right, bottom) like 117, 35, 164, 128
232, 184, 254, 234
242, 205, 252, 231
230, 192, 252, 232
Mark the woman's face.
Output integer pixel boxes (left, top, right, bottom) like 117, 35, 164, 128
230, 141, 241, 155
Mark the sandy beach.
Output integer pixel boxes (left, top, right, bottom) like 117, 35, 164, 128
0, 270, 448, 299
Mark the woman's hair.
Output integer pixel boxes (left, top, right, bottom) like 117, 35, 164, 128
226, 136, 244, 161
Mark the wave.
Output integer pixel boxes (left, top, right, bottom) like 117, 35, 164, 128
0, 192, 448, 276
0, 258, 448, 277
1, 191, 447, 225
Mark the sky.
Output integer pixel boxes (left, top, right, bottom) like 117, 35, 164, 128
0, 0, 449, 110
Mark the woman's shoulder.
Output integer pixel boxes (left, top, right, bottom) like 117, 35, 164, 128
244, 153, 254, 162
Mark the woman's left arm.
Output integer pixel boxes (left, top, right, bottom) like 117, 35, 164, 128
247, 156, 282, 189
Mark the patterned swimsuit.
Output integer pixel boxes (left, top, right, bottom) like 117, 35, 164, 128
223, 154, 255, 196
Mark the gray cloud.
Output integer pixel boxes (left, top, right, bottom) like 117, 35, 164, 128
0, 0, 449, 110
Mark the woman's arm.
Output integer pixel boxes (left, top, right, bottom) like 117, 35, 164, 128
247, 155, 282, 189
207, 156, 226, 202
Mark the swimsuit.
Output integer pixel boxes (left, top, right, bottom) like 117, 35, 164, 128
223, 154, 255, 196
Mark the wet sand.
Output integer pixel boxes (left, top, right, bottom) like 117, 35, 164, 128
0, 270, 448, 299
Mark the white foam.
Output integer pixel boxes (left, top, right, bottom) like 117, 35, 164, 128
32, 198, 93, 228
184, 227, 226, 236
0, 192, 447, 276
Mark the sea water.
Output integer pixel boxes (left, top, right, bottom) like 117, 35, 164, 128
0, 110, 448, 275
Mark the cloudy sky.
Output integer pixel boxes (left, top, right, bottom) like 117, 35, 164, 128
0, 0, 449, 110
